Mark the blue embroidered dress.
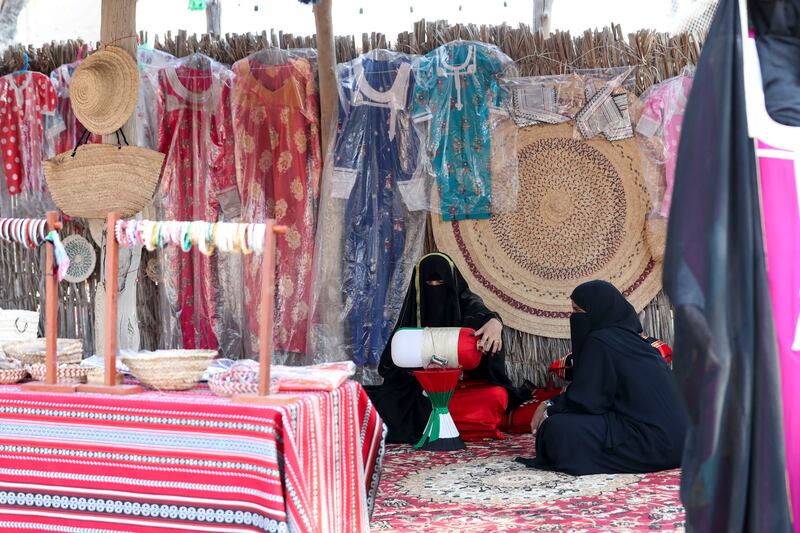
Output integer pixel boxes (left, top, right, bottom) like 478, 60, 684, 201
412, 41, 513, 221
332, 52, 427, 366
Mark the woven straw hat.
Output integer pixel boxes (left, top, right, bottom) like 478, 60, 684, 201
44, 144, 164, 219
432, 122, 662, 338
70, 46, 139, 135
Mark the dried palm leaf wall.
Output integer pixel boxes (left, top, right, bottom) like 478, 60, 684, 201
0, 21, 699, 382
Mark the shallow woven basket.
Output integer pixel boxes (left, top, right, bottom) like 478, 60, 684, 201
44, 144, 164, 219
70, 46, 139, 136
85, 367, 124, 386
208, 364, 259, 397
28, 364, 89, 384
122, 350, 217, 391
0, 368, 27, 384
3, 338, 83, 366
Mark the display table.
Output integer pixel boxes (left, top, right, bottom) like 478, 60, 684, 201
0, 380, 385, 533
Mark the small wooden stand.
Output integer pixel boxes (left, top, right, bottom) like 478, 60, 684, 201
233, 220, 290, 405
21, 212, 77, 393
77, 212, 141, 395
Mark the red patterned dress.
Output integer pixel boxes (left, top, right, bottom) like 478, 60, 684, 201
0, 71, 57, 195
232, 55, 321, 355
156, 58, 236, 350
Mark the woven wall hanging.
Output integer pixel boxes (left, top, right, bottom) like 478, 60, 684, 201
432, 122, 662, 338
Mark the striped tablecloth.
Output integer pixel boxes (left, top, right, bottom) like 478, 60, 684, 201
0, 380, 386, 533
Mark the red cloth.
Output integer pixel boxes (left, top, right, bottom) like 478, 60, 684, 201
450, 379, 508, 441
0, 381, 383, 533
501, 387, 563, 434
457, 328, 482, 370
156, 63, 237, 350
232, 57, 321, 354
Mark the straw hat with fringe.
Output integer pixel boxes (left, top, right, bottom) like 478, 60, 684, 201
44, 144, 164, 219
69, 46, 139, 135
432, 122, 662, 338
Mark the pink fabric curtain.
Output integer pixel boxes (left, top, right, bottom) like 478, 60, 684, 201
757, 139, 800, 524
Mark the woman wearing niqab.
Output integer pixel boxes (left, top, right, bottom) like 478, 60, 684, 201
367, 253, 528, 444
523, 280, 688, 475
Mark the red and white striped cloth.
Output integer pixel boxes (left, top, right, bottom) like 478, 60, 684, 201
0, 381, 385, 532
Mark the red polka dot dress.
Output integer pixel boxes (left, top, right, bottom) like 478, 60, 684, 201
0, 71, 57, 195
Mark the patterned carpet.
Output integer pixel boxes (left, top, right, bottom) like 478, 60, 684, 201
371, 434, 685, 532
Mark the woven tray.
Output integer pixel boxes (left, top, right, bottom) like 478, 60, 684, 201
122, 350, 216, 391
3, 338, 83, 366
0, 368, 27, 384
27, 364, 89, 384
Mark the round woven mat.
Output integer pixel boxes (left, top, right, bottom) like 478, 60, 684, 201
432, 123, 662, 338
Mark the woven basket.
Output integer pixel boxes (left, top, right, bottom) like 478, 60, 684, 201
3, 338, 83, 366
208, 362, 259, 397
122, 350, 216, 391
85, 367, 124, 385
0, 368, 27, 384
44, 144, 164, 219
0, 309, 39, 353
28, 364, 89, 384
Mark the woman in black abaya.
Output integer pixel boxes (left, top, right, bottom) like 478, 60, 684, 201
367, 253, 528, 444
523, 280, 687, 475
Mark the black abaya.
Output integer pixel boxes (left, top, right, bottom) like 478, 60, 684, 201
528, 281, 688, 475
366, 253, 526, 444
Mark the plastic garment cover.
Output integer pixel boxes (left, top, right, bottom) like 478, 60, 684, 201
309, 50, 427, 367
232, 48, 321, 359
153, 53, 239, 354
503, 67, 636, 141
137, 47, 177, 149
412, 41, 518, 220
662, 0, 793, 529
634, 70, 694, 217
0, 71, 59, 197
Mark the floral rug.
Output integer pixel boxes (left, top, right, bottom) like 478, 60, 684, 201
371, 434, 685, 532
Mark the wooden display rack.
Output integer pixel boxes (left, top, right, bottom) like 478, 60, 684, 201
76, 212, 142, 394
232, 219, 287, 405
20, 212, 76, 393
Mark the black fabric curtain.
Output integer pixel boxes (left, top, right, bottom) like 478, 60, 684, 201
663, 0, 793, 531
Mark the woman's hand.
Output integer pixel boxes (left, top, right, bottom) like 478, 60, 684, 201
530, 402, 549, 439
475, 318, 503, 355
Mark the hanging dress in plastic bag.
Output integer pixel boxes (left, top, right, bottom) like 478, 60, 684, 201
155, 54, 236, 351
137, 47, 177, 149
232, 49, 321, 358
313, 50, 427, 367
412, 41, 517, 221
635, 73, 694, 217
0, 71, 59, 197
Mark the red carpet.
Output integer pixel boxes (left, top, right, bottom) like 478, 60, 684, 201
371, 434, 685, 532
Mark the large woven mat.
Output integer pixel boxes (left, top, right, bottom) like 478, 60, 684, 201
432, 123, 662, 338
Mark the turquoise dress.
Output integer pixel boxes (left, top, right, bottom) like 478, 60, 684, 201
412, 41, 513, 221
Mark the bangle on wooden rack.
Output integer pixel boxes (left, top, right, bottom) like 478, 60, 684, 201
239, 224, 252, 255
181, 222, 192, 252
146, 221, 158, 251
252, 224, 265, 255
115, 220, 124, 246
198, 223, 215, 256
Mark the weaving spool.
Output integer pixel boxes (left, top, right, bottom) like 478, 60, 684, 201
391, 327, 482, 370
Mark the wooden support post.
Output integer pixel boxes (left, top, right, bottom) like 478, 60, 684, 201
77, 213, 141, 394
21, 212, 76, 393
313, 0, 337, 153
100, 0, 137, 145
233, 221, 288, 405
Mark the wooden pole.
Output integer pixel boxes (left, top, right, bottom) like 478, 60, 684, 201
206, 0, 221, 37
21, 212, 76, 393
533, 0, 554, 36
233, 222, 287, 404
77, 213, 141, 394
103, 212, 120, 386
313, 0, 337, 153
100, 0, 137, 145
